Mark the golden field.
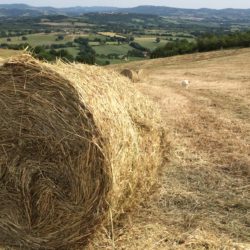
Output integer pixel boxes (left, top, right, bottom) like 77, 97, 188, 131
91, 48, 250, 249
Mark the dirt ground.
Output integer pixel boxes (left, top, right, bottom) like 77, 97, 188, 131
89, 49, 250, 249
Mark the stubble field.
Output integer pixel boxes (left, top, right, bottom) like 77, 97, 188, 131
95, 48, 250, 249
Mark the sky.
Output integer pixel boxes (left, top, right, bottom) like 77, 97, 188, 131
1, 0, 250, 9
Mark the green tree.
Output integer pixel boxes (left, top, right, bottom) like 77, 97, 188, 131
156, 37, 161, 43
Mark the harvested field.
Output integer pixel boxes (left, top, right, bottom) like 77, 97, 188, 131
0, 55, 163, 249
0, 49, 21, 59
98, 48, 250, 249
1, 48, 249, 249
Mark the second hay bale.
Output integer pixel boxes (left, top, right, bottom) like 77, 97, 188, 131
0, 55, 164, 249
120, 68, 139, 82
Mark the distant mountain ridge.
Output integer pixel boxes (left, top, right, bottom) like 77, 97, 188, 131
121, 5, 250, 19
0, 4, 250, 19
0, 4, 119, 17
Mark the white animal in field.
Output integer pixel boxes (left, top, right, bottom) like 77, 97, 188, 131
181, 80, 190, 89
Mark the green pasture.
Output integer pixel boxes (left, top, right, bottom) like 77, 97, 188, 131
94, 44, 131, 56
135, 37, 167, 50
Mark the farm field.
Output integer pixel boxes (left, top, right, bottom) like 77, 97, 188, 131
55, 47, 79, 57
0, 48, 21, 58
94, 44, 132, 56
0, 32, 164, 64
97, 32, 126, 39
96, 56, 146, 65
89, 48, 250, 249
135, 37, 167, 50
0, 33, 74, 46
39, 21, 94, 27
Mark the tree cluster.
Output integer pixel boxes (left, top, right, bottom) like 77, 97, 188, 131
151, 31, 250, 59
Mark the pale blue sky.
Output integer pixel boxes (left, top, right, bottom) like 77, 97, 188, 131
1, 0, 250, 9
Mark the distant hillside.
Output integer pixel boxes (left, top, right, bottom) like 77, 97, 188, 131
119, 6, 250, 20
0, 4, 250, 20
0, 4, 118, 17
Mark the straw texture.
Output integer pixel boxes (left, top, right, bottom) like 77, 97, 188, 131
0, 55, 163, 249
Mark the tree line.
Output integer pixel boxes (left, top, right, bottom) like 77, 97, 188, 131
151, 31, 250, 59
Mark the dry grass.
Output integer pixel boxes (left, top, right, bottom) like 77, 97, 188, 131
98, 32, 126, 39
0, 55, 164, 249
99, 48, 250, 249
107, 48, 247, 72
0, 49, 21, 59
136, 69, 149, 82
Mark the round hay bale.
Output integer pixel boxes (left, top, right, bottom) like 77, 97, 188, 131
0, 55, 163, 249
120, 68, 139, 83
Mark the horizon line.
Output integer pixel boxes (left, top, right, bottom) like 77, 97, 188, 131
1, 3, 250, 10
